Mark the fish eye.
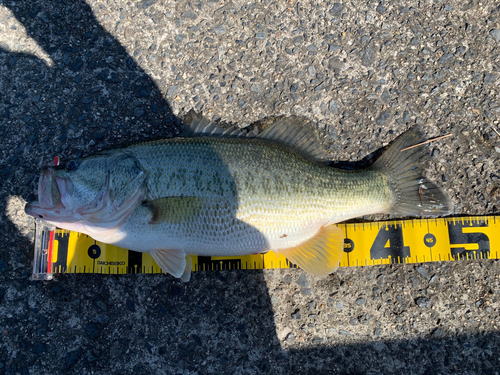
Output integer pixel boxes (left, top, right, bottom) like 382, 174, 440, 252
66, 159, 79, 171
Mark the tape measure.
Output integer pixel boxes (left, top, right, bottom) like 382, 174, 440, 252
31, 216, 499, 280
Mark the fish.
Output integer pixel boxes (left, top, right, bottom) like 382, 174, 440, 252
25, 114, 453, 281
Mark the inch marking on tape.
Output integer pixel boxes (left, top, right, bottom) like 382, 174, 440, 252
31, 216, 499, 280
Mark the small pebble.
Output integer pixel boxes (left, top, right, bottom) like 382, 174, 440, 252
32, 343, 46, 354
484, 73, 496, 84
92, 314, 110, 324
489, 29, 500, 43
293, 35, 304, 45
214, 25, 226, 35
329, 100, 339, 114
181, 11, 197, 20
297, 274, 309, 288
250, 84, 264, 94
85, 323, 99, 339
415, 266, 431, 280
167, 85, 178, 98
339, 330, 352, 335
66, 349, 82, 368
329, 3, 343, 16
438, 53, 453, 64
301, 288, 312, 296
361, 46, 374, 66
355, 298, 366, 306
376, 112, 390, 125
415, 297, 430, 308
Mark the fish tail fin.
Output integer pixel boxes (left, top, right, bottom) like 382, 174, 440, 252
370, 127, 453, 217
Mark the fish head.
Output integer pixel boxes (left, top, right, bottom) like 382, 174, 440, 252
25, 156, 111, 222
25, 152, 146, 227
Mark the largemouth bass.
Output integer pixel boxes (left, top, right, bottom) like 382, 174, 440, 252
25, 115, 452, 281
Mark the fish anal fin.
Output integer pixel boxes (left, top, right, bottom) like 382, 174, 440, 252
150, 249, 188, 279
143, 196, 203, 224
280, 225, 344, 277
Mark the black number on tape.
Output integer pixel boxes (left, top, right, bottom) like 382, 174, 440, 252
448, 220, 490, 260
53, 232, 69, 273
370, 224, 410, 260
344, 238, 355, 253
88, 245, 101, 259
423, 233, 436, 248
128, 251, 142, 273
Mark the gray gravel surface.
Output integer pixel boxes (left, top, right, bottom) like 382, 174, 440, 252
1, 1, 500, 374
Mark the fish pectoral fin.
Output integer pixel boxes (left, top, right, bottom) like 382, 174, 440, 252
143, 196, 203, 224
150, 249, 188, 279
280, 225, 344, 277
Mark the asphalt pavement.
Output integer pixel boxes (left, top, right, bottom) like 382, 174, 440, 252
0, 1, 499, 374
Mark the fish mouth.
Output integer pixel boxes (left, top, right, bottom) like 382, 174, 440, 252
24, 200, 39, 217
39, 167, 61, 208
25, 167, 67, 219
24, 200, 47, 219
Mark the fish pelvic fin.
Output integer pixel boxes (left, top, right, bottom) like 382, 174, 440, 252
180, 256, 193, 282
370, 127, 453, 217
150, 249, 190, 280
279, 225, 344, 277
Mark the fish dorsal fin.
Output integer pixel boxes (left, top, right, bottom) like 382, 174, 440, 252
182, 111, 332, 163
182, 110, 252, 138
258, 116, 332, 164
279, 225, 344, 277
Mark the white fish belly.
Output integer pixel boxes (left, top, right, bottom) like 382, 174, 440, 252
102, 197, 271, 256
98, 195, 330, 256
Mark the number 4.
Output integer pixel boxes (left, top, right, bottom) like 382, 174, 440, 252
370, 224, 410, 261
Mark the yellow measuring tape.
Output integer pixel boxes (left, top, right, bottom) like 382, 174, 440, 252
31, 216, 499, 280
